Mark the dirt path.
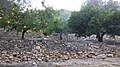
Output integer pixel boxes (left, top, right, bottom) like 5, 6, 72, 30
0, 58, 120, 67
52, 58, 120, 67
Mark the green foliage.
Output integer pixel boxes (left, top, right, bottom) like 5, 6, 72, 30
0, 0, 22, 30
43, 9, 71, 35
0, 0, 71, 39
44, 18, 64, 35
103, 10, 120, 35
0, 0, 60, 34
68, 0, 120, 41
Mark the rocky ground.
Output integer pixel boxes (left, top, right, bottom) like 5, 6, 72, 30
0, 31, 120, 67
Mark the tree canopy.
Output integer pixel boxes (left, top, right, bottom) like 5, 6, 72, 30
68, 0, 120, 42
0, 0, 70, 39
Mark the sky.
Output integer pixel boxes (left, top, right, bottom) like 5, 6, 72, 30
30, 0, 120, 11
30, 0, 86, 11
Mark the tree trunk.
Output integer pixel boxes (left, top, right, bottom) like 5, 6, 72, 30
16, 30, 19, 36
60, 34, 62, 40
97, 34, 103, 42
97, 33, 105, 42
59, 33, 62, 40
21, 28, 30, 39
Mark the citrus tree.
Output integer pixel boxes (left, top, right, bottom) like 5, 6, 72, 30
68, 0, 120, 42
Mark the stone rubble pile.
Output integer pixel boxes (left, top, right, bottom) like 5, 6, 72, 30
0, 32, 120, 64
0, 41, 120, 64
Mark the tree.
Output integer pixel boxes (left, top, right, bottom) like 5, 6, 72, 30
103, 10, 120, 36
0, 0, 60, 39
68, 0, 120, 42
0, 0, 22, 31
0, 0, 32, 38
84, 0, 103, 8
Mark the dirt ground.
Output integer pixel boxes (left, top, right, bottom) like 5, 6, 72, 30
0, 58, 120, 67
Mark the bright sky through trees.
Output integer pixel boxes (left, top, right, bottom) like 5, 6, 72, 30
31, 0, 120, 11
30, 0, 86, 11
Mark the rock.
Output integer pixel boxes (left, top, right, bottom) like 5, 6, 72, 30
96, 54, 107, 59
62, 55, 69, 60
9, 56, 13, 59
34, 45, 41, 50
114, 53, 120, 57
2, 54, 10, 59
106, 54, 114, 57
31, 56, 36, 59
2, 50, 7, 54
51, 33, 61, 41
27, 58, 31, 61
14, 59, 19, 62
77, 52, 83, 54
37, 58, 42, 61
90, 45, 99, 49
12, 51, 19, 54
17, 55, 22, 58
0, 57, 2, 60
18, 44, 24, 48
5, 59, 11, 63
87, 52, 96, 58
